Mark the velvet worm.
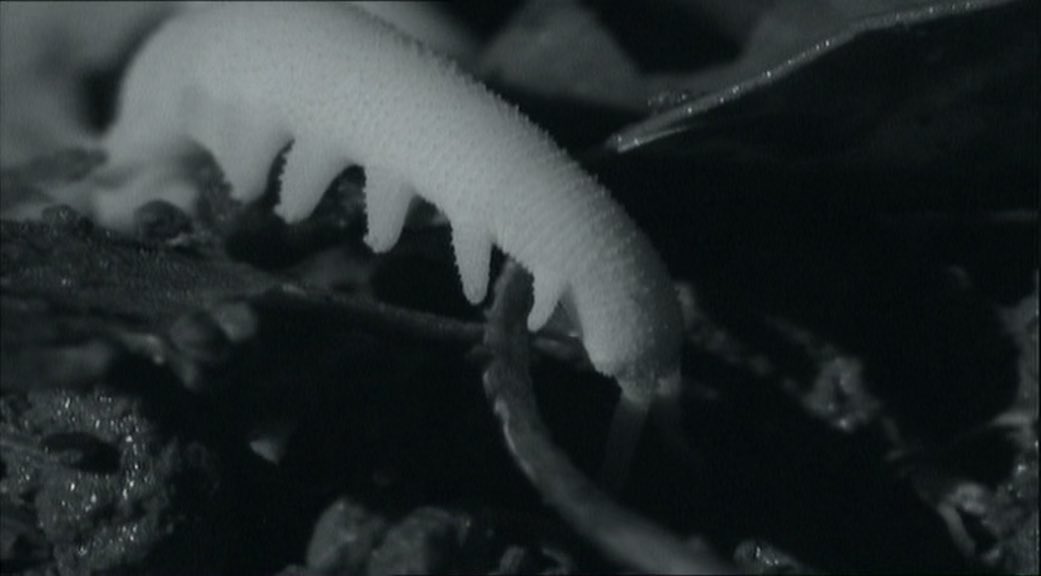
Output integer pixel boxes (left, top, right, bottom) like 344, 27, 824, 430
90, 2, 684, 484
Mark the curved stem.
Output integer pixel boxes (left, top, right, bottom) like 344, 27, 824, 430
482, 261, 737, 575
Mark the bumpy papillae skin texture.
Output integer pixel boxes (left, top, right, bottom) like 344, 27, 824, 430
95, 2, 683, 452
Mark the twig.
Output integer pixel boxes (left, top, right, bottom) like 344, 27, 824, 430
259, 284, 590, 367
482, 261, 737, 574
257, 285, 485, 345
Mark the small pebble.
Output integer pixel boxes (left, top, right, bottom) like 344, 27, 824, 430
306, 498, 386, 573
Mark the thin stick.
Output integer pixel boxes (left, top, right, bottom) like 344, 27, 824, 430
258, 285, 485, 344
598, 390, 651, 491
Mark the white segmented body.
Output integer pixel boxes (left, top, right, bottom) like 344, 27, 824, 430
101, 2, 682, 402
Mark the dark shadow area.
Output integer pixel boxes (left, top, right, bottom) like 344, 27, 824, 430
584, 1, 741, 73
